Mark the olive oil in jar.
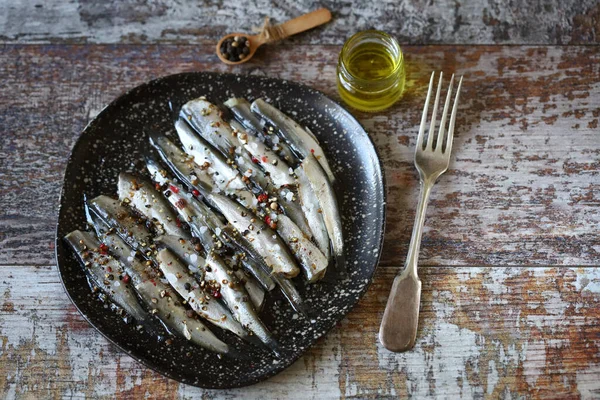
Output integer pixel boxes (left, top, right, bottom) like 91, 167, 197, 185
337, 31, 406, 112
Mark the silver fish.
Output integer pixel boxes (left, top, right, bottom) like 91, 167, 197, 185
153, 234, 205, 280
301, 154, 345, 269
231, 264, 266, 312
224, 97, 298, 165
145, 156, 170, 186
64, 230, 147, 323
156, 234, 265, 311
146, 159, 274, 292
294, 166, 331, 260
251, 98, 336, 182
88, 195, 154, 254
229, 120, 295, 188
118, 172, 188, 238
272, 273, 308, 317
155, 248, 251, 340
181, 98, 272, 191
89, 218, 229, 353
276, 214, 328, 282
176, 119, 255, 207
177, 120, 321, 280
275, 186, 313, 241
88, 193, 250, 342
176, 118, 248, 194
181, 98, 238, 158
180, 100, 313, 241
205, 253, 278, 353
206, 192, 300, 278
182, 115, 312, 239
148, 133, 214, 192
149, 145, 299, 278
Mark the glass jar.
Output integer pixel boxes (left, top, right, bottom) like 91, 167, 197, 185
336, 30, 406, 112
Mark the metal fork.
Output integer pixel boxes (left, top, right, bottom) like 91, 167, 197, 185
379, 71, 463, 352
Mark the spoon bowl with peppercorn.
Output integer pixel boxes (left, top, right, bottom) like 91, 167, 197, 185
216, 33, 263, 65
215, 8, 332, 65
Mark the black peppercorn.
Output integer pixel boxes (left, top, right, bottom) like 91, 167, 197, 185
220, 36, 251, 62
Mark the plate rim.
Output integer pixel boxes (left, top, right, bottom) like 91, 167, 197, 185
54, 71, 387, 388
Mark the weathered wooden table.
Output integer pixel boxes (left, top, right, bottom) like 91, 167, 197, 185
1, 1, 599, 398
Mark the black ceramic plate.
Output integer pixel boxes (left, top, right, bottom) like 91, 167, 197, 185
55, 72, 386, 388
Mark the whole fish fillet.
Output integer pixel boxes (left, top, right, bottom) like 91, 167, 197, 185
301, 154, 345, 270
64, 230, 148, 323
251, 98, 336, 182
118, 172, 188, 238
88, 217, 229, 353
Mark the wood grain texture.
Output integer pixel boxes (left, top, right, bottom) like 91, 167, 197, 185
0, 0, 599, 45
1, 265, 599, 398
1, 44, 599, 267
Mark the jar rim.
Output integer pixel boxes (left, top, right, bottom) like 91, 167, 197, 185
339, 30, 404, 83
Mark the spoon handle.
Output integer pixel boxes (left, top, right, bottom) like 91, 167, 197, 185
278, 8, 332, 37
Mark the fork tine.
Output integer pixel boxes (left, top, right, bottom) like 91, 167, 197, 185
437, 74, 454, 153
445, 75, 463, 157
417, 72, 435, 150
426, 72, 444, 150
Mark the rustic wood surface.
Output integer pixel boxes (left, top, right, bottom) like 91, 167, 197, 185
2, 265, 600, 398
1, 1, 600, 397
1, 0, 599, 45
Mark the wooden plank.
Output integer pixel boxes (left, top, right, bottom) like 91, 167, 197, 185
1, 265, 599, 398
0, 0, 598, 45
1, 44, 599, 267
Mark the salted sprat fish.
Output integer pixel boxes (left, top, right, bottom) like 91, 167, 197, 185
276, 214, 328, 282
176, 118, 247, 192
272, 273, 307, 316
301, 154, 345, 270
146, 158, 276, 292
148, 160, 301, 314
176, 118, 254, 207
180, 100, 313, 239
149, 142, 299, 278
88, 216, 229, 353
250, 98, 336, 182
155, 234, 265, 311
294, 165, 331, 260
205, 253, 278, 354
206, 192, 300, 278
117, 172, 188, 238
181, 98, 238, 159
180, 98, 272, 190
155, 248, 251, 340
145, 164, 269, 297
224, 97, 298, 165
88, 195, 154, 254
275, 186, 312, 240
229, 120, 295, 188
148, 133, 215, 192
64, 230, 148, 323
188, 117, 312, 239
149, 153, 305, 311
177, 119, 323, 280
88, 193, 251, 341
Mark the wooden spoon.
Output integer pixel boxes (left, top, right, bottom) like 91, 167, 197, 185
216, 8, 332, 65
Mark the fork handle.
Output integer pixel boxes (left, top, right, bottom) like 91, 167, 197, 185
404, 177, 434, 279
378, 177, 433, 352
